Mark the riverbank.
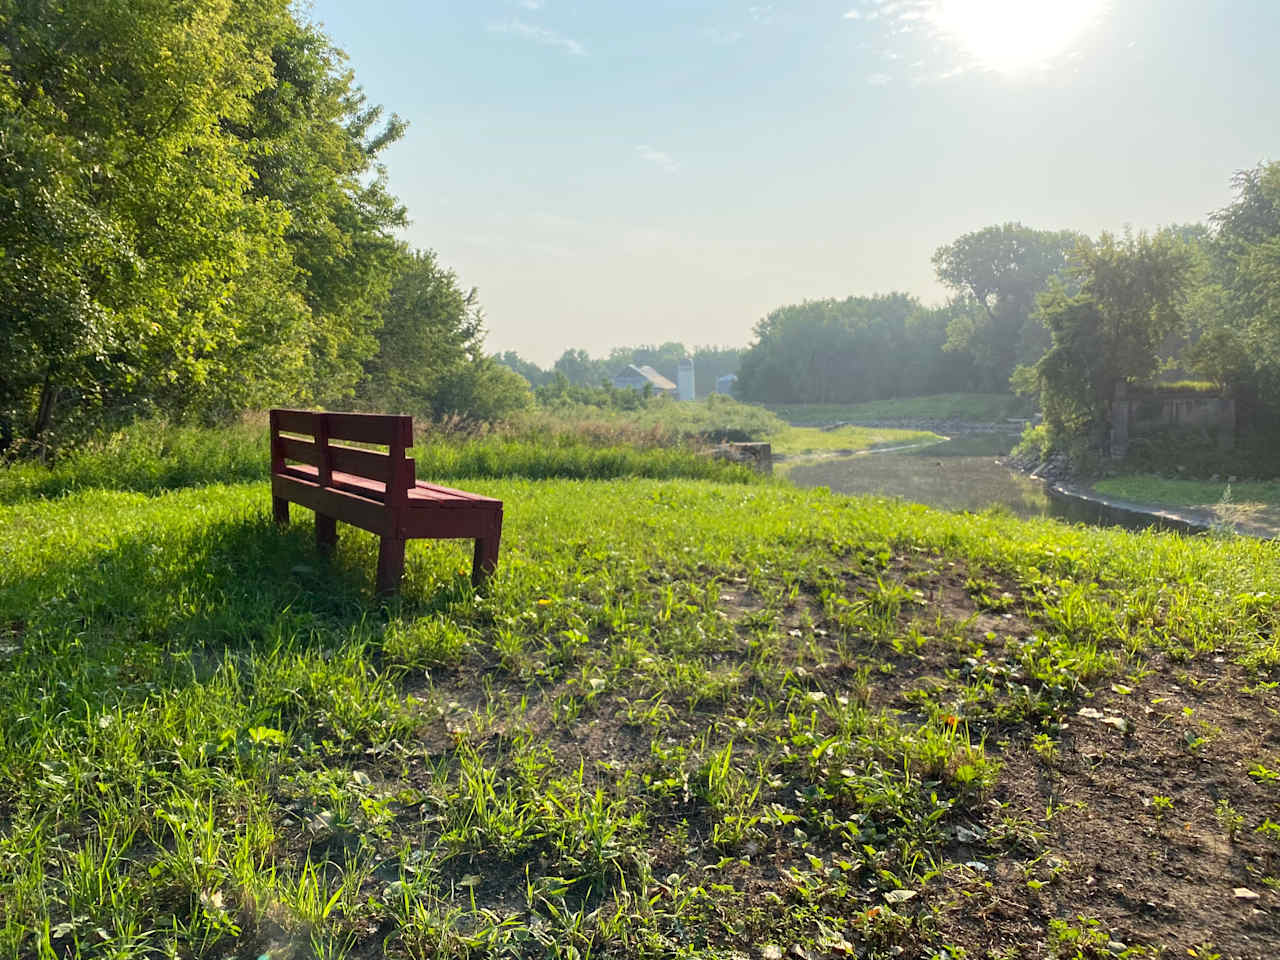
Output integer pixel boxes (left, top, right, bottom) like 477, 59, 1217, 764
1001, 450, 1280, 538
776, 409, 1280, 539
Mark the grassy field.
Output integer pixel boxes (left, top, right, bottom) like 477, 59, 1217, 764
3, 432, 1280, 958
767, 394, 1033, 426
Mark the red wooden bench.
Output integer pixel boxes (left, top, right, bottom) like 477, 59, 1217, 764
268, 409, 502, 595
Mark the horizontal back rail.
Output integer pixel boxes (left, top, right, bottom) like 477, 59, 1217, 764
273, 409, 320, 435
326, 412, 412, 447
330, 442, 396, 485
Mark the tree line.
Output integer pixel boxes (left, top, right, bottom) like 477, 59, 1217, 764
495, 344, 742, 400
734, 163, 1280, 464
1, 0, 527, 458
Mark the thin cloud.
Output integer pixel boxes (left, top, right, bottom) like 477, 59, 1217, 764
489, 19, 585, 56
704, 27, 745, 46
867, 72, 892, 86
636, 145, 679, 173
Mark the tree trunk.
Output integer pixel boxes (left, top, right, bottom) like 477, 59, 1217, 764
29, 369, 57, 462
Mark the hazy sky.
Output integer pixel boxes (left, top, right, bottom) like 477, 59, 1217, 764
308, 0, 1279, 366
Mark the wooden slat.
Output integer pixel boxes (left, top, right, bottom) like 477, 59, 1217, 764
278, 435, 320, 466
330, 442, 394, 484
273, 409, 319, 435
271, 475, 394, 536
401, 503, 502, 540
325, 412, 412, 447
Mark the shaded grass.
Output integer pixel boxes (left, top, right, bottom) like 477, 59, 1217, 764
3, 445, 1280, 957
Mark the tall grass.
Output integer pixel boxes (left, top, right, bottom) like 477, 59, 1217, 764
0, 414, 763, 503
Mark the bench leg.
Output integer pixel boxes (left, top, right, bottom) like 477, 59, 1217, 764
376, 536, 406, 596
272, 496, 290, 525
315, 514, 337, 555
471, 525, 502, 588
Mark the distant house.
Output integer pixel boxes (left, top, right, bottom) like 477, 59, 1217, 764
612, 364, 677, 395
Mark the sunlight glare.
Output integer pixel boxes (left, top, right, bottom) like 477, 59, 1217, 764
935, 0, 1108, 74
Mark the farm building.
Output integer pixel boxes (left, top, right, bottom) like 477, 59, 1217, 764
611, 364, 677, 395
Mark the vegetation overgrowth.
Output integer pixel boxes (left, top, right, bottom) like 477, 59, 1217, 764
0, 416, 769, 505
2, 428, 1278, 957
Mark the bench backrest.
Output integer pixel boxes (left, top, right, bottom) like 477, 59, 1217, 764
270, 409, 415, 508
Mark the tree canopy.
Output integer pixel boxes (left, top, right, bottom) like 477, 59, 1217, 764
1031, 231, 1192, 461
735, 294, 977, 404
933, 223, 1083, 392
0, 0, 410, 455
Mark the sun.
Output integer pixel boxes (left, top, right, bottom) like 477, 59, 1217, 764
934, 0, 1109, 74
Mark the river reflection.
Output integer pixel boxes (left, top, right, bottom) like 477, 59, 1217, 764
787, 434, 1208, 535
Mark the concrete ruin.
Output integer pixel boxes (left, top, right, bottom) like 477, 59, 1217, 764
1109, 383, 1235, 459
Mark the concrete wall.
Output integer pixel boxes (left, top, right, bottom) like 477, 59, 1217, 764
1110, 386, 1235, 458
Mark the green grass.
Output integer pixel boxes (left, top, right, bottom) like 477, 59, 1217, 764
1094, 474, 1280, 535
1094, 475, 1280, 509
0, 417, 764, 504
513, 393, 788, 444
767, 394, 1032, 426
3, 431, 1280, 957
768, 424, 941, 457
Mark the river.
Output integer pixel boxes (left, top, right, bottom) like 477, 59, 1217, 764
785, 432, 1219, 535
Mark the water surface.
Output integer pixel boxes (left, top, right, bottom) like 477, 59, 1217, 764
787, 433, 1211, 534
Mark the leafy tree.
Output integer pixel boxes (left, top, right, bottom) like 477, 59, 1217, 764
534, 373, 647, 410
1032, 231, 1193, 462
736, 293, 974, 404
227, 11, 406, 406
494, 351, 552, 387
358, 248, 529, 421
552, 349, 605, 387
933, 224, 1083, 391
0, 0, 406, 457
1186, 163, 1280, 424
692, 346, 742, 398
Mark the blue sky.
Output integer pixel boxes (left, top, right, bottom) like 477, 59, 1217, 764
308, 0, 1279, 365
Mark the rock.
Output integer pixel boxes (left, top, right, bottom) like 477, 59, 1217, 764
1234, 887, 1261, 900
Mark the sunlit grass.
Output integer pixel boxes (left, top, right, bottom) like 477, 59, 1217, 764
768, 424, 941, 456
3, 431, 1279, 957
1095, 475, 1280, 509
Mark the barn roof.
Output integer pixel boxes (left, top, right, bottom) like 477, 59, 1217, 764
616, 364, 677, 391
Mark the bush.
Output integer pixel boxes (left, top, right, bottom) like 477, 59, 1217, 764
1011, 423, 1052, 462
1119, 425, 1280, 480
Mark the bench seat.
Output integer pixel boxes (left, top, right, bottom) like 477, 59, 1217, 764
281, 463, 499, 509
